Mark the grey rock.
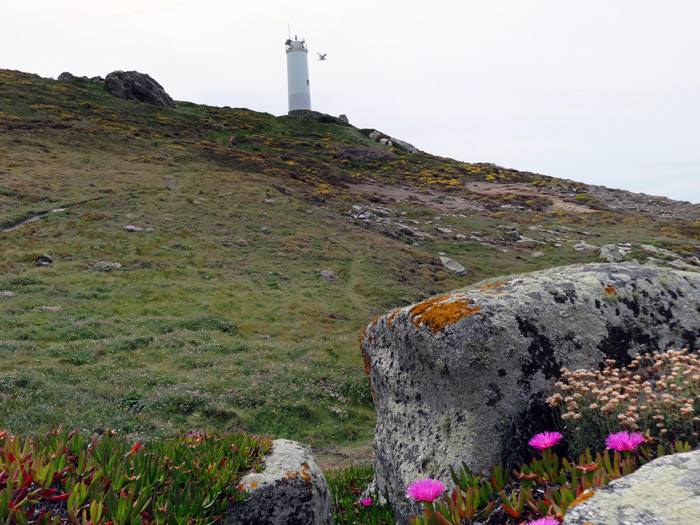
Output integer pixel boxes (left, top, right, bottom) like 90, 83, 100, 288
237, 239, 249, 247
57, 72, 74, 81
36, 254, 53, 266
94, 261, 122, 272
338, 114, 349, 123
599, 243, 628, 262
123, 225, 143, 232
0, 291, 15, 297
391, 138, 419, 154
226, 439, 333, 525
368, 131, 381, 141
436, 227, 453, 235
320, 270, 336, 281
530, 251, 546, 258
379, 138, 393, 146
105, 71, 175, 108
91, 76, 104, 83
573, 241, 597, 251
360, 263, 700, 524
505, 229, 522, 240
260, 227, 272, 234
439, 256, 467, 276
563, 449, 700, 525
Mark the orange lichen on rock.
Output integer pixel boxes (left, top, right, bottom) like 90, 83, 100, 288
387, 309, 400, 330
604, 284, 617, 295
300, 463, 312, 488
479, 281, 507, 291
477, 281, 508, 295
409, 294, 482, 334
568, 490, 596, 508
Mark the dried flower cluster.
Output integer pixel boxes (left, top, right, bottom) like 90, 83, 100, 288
548, 348, 700, 450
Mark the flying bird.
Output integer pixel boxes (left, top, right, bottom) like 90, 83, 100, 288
317, 52, 327, 61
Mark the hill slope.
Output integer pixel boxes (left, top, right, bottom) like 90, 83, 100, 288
1, 69, 698, 464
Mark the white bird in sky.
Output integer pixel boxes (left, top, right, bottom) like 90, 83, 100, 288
317, 52, 327, 61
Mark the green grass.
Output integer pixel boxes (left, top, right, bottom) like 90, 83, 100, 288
0, 67, 698, 460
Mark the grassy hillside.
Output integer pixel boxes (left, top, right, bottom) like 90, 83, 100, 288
0, 69, 698, 461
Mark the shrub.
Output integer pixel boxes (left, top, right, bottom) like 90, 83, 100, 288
547, 348, 700, 454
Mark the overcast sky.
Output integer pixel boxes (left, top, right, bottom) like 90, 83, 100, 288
3, 0, 699, 204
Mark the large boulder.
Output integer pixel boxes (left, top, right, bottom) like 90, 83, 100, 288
225, 439, 334, 525
104, 71, 175, 107
360, 262, 700, 524
563, 449, 700, 524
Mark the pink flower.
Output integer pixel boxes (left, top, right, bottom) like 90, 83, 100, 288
526, 517, 560, 525
405, 478, 446, 502
605, 431, 645, 451
354, 498, 372, 506
528, 431, 563, 450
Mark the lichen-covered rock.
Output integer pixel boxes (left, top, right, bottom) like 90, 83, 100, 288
360, 262, 700, 524
439, 256, 467, 276
225, 439, 334, 525
105, 71, 175, 108
563, 449, 700, 524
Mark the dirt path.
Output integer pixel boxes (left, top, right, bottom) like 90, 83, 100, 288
348, 181, 594, 214
348, 183, 487, 214
464, 181, 594, 214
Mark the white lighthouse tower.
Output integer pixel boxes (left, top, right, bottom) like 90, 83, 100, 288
285, 35, 311, 113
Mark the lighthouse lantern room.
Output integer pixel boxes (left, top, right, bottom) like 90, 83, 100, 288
285, 36, 311, 113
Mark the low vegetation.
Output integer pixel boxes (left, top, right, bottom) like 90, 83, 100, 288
1, 68, 700, 523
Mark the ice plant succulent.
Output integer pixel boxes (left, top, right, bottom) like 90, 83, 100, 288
606, 431, 645, 451
526, 517, 560, 525
406, 478, 446, 503
529, 431, 563, 450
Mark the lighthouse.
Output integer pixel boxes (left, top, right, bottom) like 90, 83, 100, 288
285, 36, 311, 113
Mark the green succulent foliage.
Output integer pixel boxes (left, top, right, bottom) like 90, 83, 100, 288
0, 428, 272, 524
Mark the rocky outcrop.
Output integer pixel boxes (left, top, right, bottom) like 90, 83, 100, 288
439, 256, 466, 276
360, 262, 700, 524
105, 71, 175, 108
563, 449, 700, 524
225, 439, 334, 525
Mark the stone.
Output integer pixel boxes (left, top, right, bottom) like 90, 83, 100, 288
338, 114, 349, 123
563, 449, 700, 524
360, 263, 700, 524
237, 239, 249, 247
35, 254, 53, 266
0, 291, 15, 297
505, 229, 522, 240
436, 227, 453, 235
94, 261, 122, 272
57, 72, 74, 81
439, 256, 467, 276
599, 243, 628, 262
530, 251, 546, 258
368, 131, 381, 141
225, 439, 334, 525
573, 241, 597, 251
320, 270, 336, 281
260, 227, 272, 234
123, 225, 143, 232
379, 138, 393, 146
104, 71, 176, 108
391, 138, 418, 154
